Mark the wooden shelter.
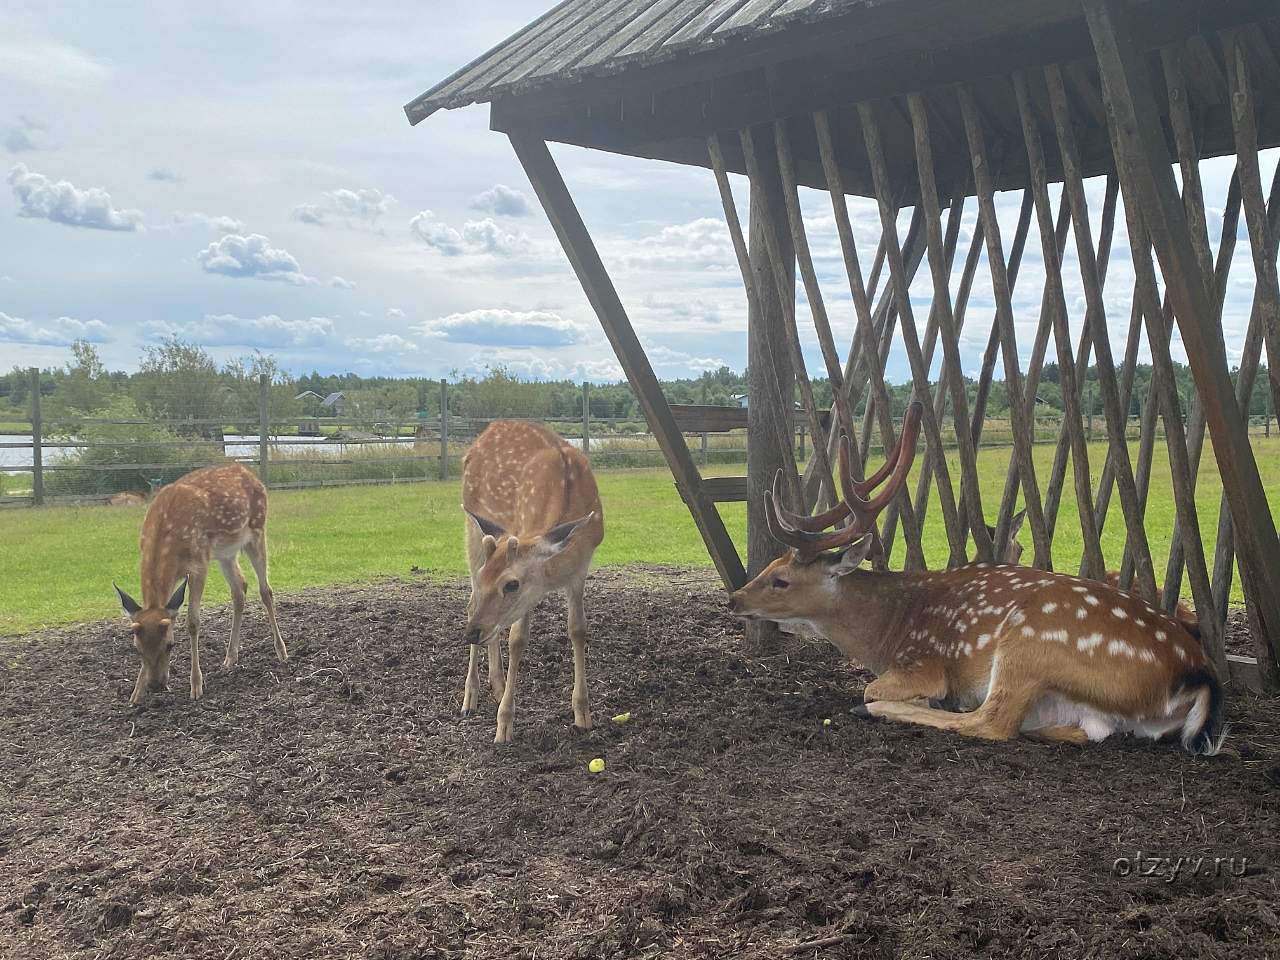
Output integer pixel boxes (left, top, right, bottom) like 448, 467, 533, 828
408, 0, 1280, 690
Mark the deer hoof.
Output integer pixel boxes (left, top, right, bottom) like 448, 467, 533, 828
460, 708, 475, 719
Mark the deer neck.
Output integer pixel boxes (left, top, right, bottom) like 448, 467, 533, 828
805, 569, 921, 675
139, 527, 186, 609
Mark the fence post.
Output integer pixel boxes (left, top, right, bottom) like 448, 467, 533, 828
798, 423, 806, 461
257, 374, 270, 486
581, 381, 591, 458
1267, 385, 1272, 438
439, 379, 449, 481
29, 367, 43, 506
701, 431, 708, 466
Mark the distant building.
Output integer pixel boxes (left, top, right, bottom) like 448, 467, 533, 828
321, 392, 346, 416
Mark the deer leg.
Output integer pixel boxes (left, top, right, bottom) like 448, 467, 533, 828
129, 666, 149, 706
186, 568, 208, 701
461, 643, 481, 717
862, 668, 1042, 742
246, 529, 288, 662
218, 557, 247, 670
486, 630, 505, 703
1025, 724, 1090, 746
566, 580, 592, 731
863, 664, 948, 705
494, 616, 529, 744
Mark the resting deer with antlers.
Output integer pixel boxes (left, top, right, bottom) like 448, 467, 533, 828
114, 463, 287, 705
460, 421, 603, 743
728, 402, 1224, 754
987, 517, 1200, 639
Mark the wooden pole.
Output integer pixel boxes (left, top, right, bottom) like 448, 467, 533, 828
257, 373, 271, 486
29, 367, 43, 507
439, 379, 449, 481
1084, 0, 1280, 688
510, 133, 746, 589
581, 381, 590, 459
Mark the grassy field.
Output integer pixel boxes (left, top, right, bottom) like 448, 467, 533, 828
3, 436, 1279, 635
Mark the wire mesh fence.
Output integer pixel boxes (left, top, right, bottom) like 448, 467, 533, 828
1, 368, 1275, 507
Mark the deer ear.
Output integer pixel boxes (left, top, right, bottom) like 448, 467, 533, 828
541, 512, 595, 554
465, 508, 506, 539
828, 535, 875, 578
115, 583, 141, 617
1009, 508, 1027, 539
165, 576, 189, 613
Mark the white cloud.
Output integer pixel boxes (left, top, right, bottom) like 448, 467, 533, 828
346, 333, 419, 353
170, 210, 246, 233
0, 311, 111, 345
413, 307, 584, 347
148, 167, 183, 183
646, 343, 727, 373
292, 187, 394, 229
7, 163, 143, 231
621, 218, 734, 271
329, 276, 357, 289
145, 314, 335, 348
387, 307, 405, 319
469, 184, 531, 217
0, 42, 108, 87
195, 233, 315, 285
4, 115, 51, 154
409, 210, 531, 257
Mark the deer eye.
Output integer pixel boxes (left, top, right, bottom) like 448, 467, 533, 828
772, 578, 790, 589
503, 580, 520, 595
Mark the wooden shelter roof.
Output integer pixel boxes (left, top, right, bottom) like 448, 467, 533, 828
408, 0, 1279, 199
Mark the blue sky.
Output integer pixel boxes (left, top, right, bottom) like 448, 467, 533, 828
1, 1, 1274, 382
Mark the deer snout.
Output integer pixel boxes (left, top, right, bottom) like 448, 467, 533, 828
464, 626, 484, 646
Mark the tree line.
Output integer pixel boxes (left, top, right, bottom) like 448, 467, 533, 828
1, 337, 1274, 428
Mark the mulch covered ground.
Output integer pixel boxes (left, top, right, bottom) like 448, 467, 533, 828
2, 568, 1278, 959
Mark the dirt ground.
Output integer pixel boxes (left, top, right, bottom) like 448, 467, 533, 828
2, 568, 1278, 960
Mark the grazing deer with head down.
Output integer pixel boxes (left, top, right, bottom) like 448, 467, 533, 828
729, 402, 1224, 754
986, 519, 1200, 638
460, 421, 603, 743
114, 463, 287, 705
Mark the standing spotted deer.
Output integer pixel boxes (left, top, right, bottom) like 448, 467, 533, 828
114, 463, 287, 704
460, 421, 603, 743
729, 402, 1224, 754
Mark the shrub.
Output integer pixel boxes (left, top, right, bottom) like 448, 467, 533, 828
45, 396, 218, 497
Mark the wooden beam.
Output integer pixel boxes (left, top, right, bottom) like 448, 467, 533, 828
1084, 0, 1280, 690
508, 133, 746, 590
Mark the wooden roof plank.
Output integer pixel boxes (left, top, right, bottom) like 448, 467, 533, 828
713, 0, 791, 37
663, 0, 755, 48
509, 0, 655, 85
421, 0, 597, 109
575, 0, 695, 70
616, 1, 715, 59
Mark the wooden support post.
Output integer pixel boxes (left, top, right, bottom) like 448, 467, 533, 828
510, 133, 746, 589
581, 381, 591, 459
439, 379, 449, 481
258, 373, 270, 486
1046, 65, 1158, 600
958, 87, 1051, 569
1085, 0, 1280, 688
706, 134, 805, 512
29, 367, 43, 507
740, 124, 837, 512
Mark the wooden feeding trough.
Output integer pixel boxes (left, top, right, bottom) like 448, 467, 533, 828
408, 0, 1280, 689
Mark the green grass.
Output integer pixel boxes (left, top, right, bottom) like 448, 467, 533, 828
3, 437, 1279, 635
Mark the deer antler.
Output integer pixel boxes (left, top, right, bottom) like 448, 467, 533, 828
766, 401, 924, 561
